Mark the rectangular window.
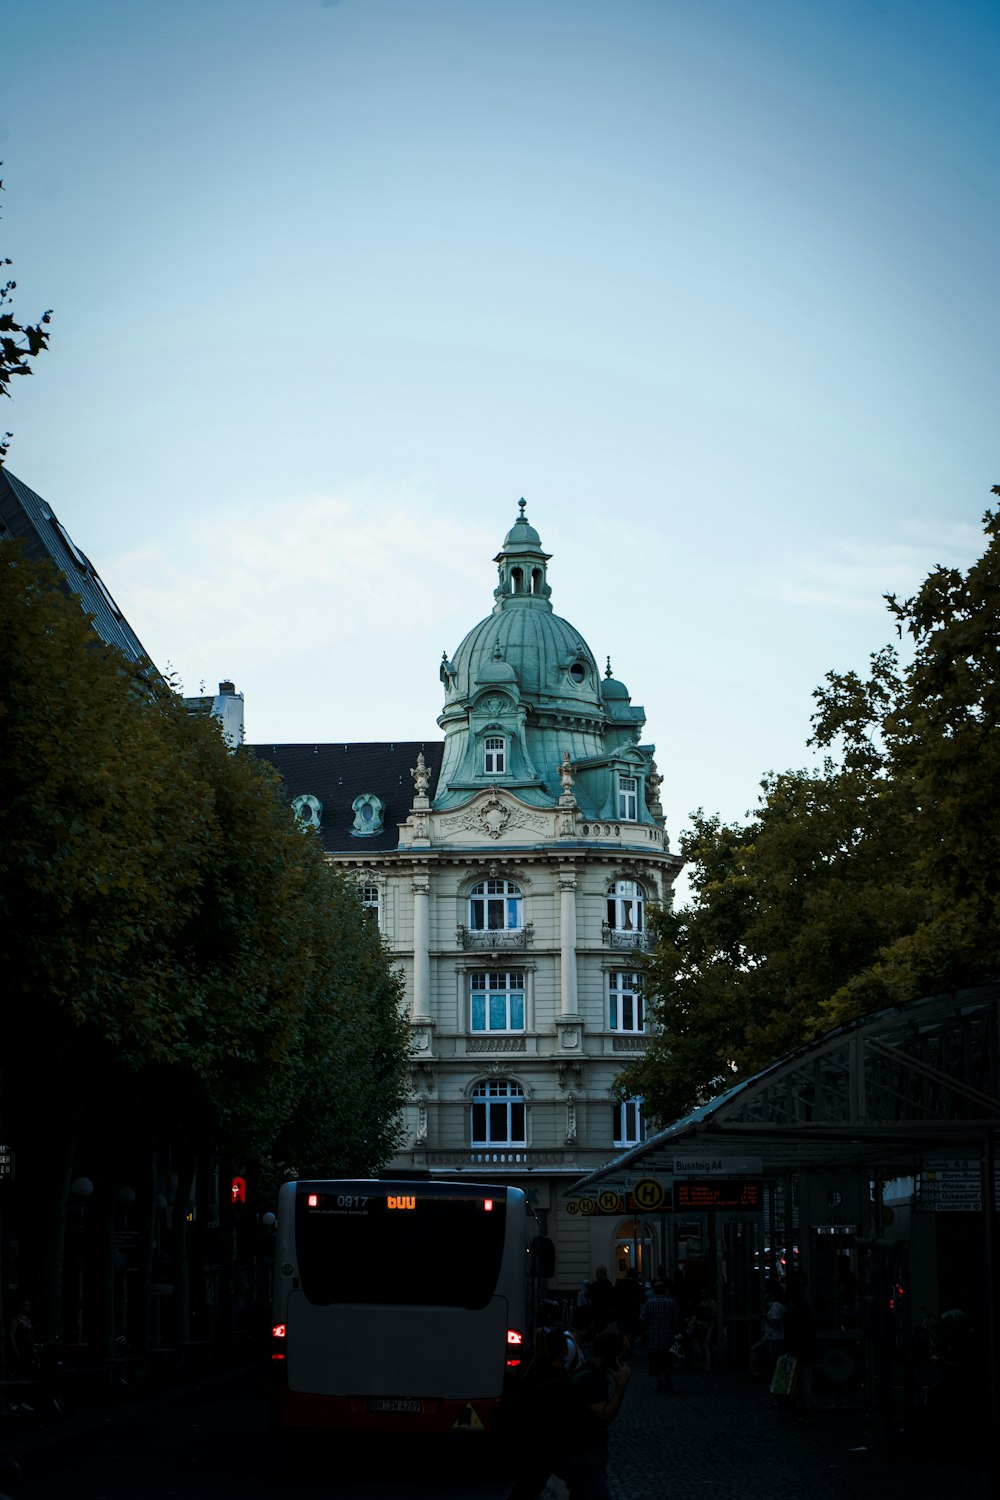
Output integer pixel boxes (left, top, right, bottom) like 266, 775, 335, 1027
618, 775, 638, 821
471, 1099, 526, 1145
613, 1098, 645, 1147
470, 971, 525, 1032
484, 736, 506, 775
609, 972, 644, 1032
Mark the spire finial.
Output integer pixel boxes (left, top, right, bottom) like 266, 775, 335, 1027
517, 497, 527, 520
605, 656, 613, 678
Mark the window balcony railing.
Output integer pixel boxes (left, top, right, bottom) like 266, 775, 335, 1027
601, 923, 649, 951
457, 923, 534, 951
466, 1035, 527, 1053
423, 1149, 569, 1168
611, 1033, 649, 1053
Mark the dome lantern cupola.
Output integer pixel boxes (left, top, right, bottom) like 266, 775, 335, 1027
493, 499, 552, 607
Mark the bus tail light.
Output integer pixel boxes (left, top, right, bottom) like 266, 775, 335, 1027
271, 1323, 287, 1361
506, 1328, 523, 1369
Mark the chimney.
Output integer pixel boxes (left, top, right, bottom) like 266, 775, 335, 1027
219, 680, 236, 695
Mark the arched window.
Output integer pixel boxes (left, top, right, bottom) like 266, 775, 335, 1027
609, 971, 644, 1032
471, 1079, 526, 1145
469, 879, 522, 932
607, 880, 645, 933
361, 884, 380, 926
613, 1097, 646, 1148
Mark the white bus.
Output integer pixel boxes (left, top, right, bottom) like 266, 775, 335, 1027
270, 1178, 553, 1436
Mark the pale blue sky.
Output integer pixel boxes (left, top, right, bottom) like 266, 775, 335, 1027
3, 0, 997, 863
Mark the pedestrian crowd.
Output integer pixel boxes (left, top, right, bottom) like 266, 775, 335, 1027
499, 1263, 825, 1500
500, 1265, 709, 1500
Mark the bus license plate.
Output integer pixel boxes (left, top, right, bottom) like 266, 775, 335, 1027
368, 1399, 422, 1413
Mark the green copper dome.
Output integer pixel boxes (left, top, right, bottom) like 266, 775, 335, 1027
433, 503, 654, 821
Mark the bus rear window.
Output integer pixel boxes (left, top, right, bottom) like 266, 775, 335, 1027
294, 1185, 508, 1308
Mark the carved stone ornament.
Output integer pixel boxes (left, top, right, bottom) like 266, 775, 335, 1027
411, 1028, 431, 1052
559, 751, 575, 793
478, 790, 512, 840
411, 752, 431, 796
438, 802, 548, 838
415, 1099, 428, 1145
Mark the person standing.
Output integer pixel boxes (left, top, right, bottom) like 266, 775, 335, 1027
639, 1280, 682, 1392
8, 1298, 40, 1380
610, 1268, 644, 1348
749, 1279, 786, 1380
783, 1273, 818, 1419
586, 1267, 613, 1334
691, 1289, 718, 1372
500, 1326, 573, 1500
564, 1330, 631, 1500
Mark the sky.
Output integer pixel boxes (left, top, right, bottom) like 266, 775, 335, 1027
3, 0, 997, 871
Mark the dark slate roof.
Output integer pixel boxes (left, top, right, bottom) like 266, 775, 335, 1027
0, 467, 151, 665
246, 741, 445, 853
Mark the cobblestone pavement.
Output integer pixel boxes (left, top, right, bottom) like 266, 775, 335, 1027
1, 1355, 992, 1500
604, 1354, 992, 1500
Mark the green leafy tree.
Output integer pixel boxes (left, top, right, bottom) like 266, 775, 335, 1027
1, 168, 51, 463
622, 494, 1000, 1124
1, 545, 410, 1339
816, 493, 1000, 1021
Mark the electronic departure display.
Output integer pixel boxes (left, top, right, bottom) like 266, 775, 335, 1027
674, 1180, 763, 1211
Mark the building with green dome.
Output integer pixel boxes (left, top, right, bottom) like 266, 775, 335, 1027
252, 502, 683, 1288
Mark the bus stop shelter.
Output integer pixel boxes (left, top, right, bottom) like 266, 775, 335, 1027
566, 980, 999, 1476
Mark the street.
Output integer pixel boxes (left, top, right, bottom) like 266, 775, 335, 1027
0, 1355, 992, 1500
1, 1368, 511, 1500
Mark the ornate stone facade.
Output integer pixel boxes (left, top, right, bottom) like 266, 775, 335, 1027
251, 504, 683, 1292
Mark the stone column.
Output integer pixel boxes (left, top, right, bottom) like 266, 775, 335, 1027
412, 872, 431, 1019
559, 869, 578, 1016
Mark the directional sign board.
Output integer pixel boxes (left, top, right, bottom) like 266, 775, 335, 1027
673, 1157, 762, 1177
918, 1158, 1000, 1213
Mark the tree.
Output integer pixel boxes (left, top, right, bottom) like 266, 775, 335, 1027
0, 167, 51, 463
621, 494, 1000, 1125
0, 544, 410, 1340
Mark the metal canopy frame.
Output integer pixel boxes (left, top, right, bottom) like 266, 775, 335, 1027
565, 980, 1000, 1485
569, 980, 1000, 1187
